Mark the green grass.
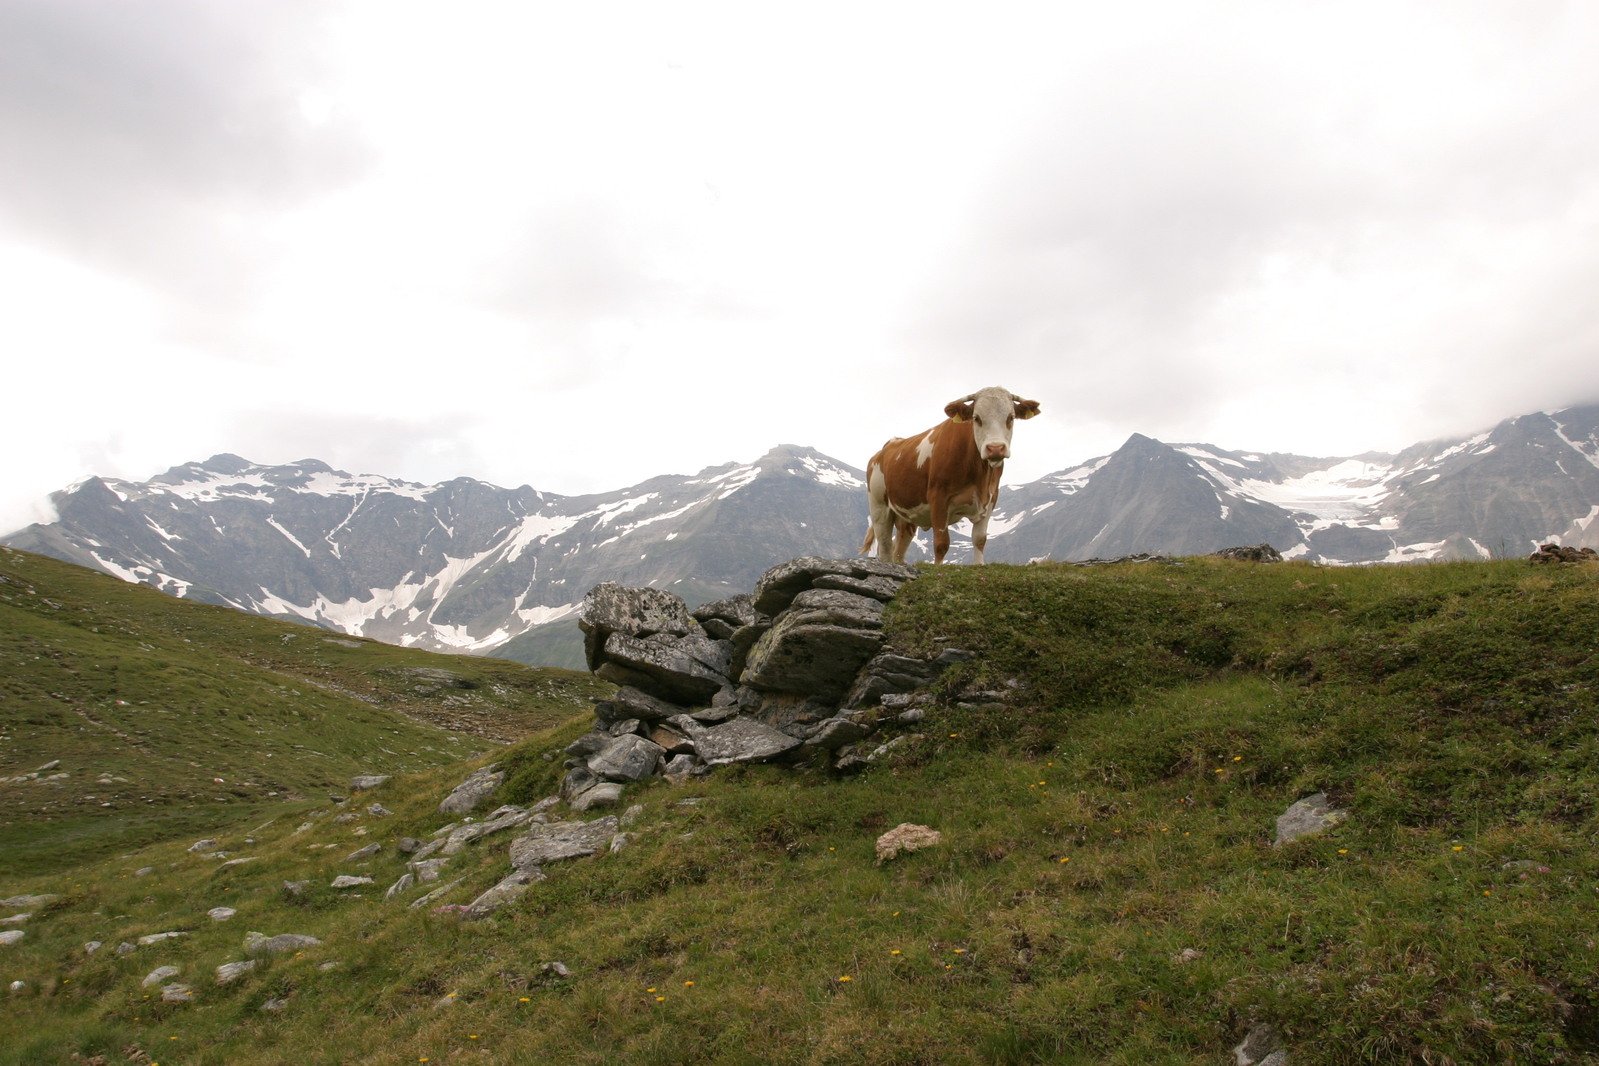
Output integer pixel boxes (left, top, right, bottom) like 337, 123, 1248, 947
3, 554, 1599, 1063
0, 547, 609, 875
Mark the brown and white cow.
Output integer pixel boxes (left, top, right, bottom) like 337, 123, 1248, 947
862, 386, 1041, 565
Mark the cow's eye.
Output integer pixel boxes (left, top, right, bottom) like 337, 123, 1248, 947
974, 416, 983, 427
1007, 415, 1014, 428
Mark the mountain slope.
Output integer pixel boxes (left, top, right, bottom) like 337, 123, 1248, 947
3, 557, 1598, 1063
0, 546, 607, 875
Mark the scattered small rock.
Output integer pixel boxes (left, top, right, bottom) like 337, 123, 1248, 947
438, 766, 505, 815
0, 930, 23, 946
161, 983, 195, 1004
244, 932, 322, 957
142, 966, 181, 988
207, 907, 237, 922
463, 868, 546, 920
874, 823, 943, 865
1234, 1022, 1288, 1065
215, 961, 256, 985
331, 875, 374, 889
1273, 792, 1348, 846
350, 774, 391, 791
137, 931, 187, 946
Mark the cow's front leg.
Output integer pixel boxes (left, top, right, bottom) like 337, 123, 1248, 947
929, 496, 952, 564
969, 511, 990, 565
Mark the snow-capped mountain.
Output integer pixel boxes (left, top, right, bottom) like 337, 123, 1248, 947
5, 445, 867, 667
7, 404, 1599, 668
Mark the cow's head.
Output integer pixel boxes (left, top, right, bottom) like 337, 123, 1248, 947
944, 387, 1041, 467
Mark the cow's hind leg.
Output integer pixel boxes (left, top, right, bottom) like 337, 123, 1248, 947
891, 520, 916, 564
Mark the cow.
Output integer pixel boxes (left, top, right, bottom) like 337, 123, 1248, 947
861, 386, 1041, 565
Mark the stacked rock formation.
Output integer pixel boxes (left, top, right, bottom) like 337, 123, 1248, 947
1529, 542, 1598, 564
563, 556, 967, 809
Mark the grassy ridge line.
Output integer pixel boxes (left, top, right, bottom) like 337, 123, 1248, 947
0, 547, 609, 875
2, 556, 1598, 1063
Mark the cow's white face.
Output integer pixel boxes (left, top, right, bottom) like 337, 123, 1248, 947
945, 386, 1042, 468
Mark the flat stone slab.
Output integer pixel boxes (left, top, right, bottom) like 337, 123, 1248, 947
691, 716, 802, 765
509, 817, 620, 870
595, 685, 686, 725
751, 556, 916, 616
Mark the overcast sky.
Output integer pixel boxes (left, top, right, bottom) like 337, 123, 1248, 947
4, 1, 1598, 535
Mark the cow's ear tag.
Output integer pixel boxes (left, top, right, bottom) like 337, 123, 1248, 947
949, 412, 968, 423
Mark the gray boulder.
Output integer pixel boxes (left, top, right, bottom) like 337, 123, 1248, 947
509, 816, 621, 870
569, 781, 625, 811
596, 632, 731, 705
587, 734, 664, 783
579, 583, 698, 670
438, 766, 504, 815
350, 774, 391, 790
803, 716, 874, 751
565, 731, 611, 758
741, 613, 884, 702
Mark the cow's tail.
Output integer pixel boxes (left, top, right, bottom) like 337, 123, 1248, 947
860, 523, 876, 556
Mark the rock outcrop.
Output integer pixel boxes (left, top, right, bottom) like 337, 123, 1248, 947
1529, 542, 1598, 563
568, 557, 965, 809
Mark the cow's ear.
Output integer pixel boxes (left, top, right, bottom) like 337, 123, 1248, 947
1012, 397, 1041, 420
944, 396, 976, 423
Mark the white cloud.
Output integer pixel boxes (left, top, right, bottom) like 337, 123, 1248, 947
3, 1, 1599, 535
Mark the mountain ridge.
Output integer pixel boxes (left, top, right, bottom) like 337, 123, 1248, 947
8, 403, 1599, 666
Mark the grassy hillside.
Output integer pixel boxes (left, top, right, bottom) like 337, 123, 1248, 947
3, 555, 1599, 1063
0, 547, 609, 875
